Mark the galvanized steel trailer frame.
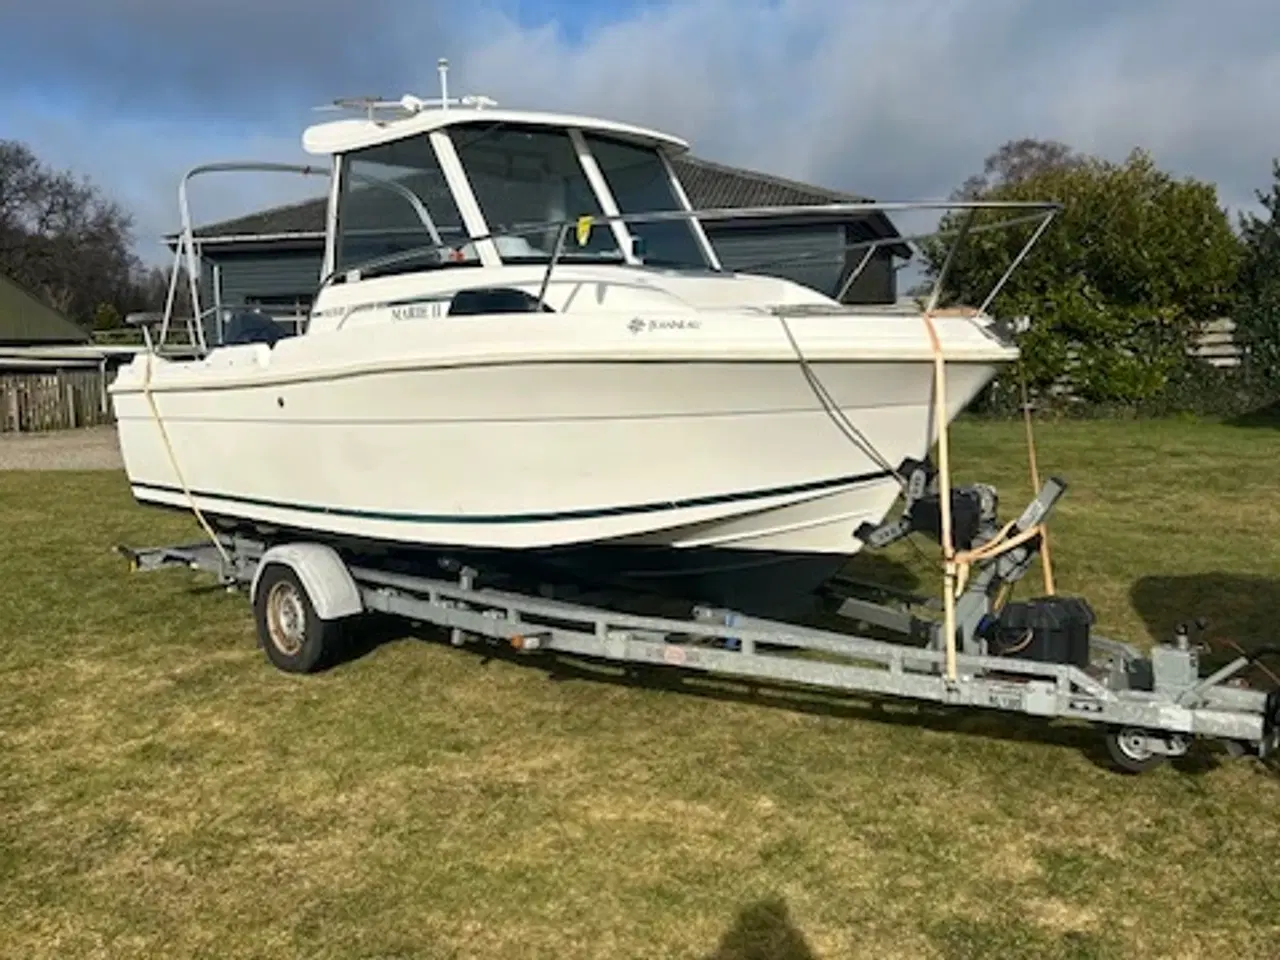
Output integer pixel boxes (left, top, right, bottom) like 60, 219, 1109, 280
118, 475, 1279, 775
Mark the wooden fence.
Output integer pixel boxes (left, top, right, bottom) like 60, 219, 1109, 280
0, 366, 114, 433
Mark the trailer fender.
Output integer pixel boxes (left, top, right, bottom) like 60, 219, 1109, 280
249, 543, 363, 621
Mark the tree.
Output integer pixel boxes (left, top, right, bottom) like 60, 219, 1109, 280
0, 139, 142, 327
91, 302, 123, 331
951, 137, 1085, 200
124, 263, 187, 314
923, 146, 1242, 405
1234, 159, 1280, 387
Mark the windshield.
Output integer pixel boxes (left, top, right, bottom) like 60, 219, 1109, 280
583, 133, 709, 270
330, 122, 714, 279
448, 122, 623, 264
335, 133, 475, 277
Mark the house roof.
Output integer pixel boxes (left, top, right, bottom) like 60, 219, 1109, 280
674, 155, 867, 209
0, 273, 90, 345
184, 154, 910, 256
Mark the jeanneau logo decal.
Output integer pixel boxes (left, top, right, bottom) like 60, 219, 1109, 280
627, 317, 701, 334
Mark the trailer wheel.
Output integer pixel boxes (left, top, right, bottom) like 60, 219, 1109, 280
1105, 727, 1167, 774
254, 563, 341, 674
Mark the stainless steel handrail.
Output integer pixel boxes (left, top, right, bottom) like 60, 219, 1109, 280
317, 199, 1061, 317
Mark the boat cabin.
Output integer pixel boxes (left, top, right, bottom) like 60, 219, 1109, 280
302, 93, 723, 287
165, 64, 916, 350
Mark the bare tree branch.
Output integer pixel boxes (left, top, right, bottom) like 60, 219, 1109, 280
0, 138, 146, 328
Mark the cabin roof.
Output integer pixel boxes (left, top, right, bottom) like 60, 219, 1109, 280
303, 105, 690, 156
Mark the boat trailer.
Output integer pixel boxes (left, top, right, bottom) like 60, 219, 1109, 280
118, 468, 1280, 775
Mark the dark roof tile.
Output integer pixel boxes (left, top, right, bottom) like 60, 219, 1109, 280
672, 155, 868, 210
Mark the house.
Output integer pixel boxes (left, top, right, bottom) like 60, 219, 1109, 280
0, 274, 117, 433
176, 154, 912, 343
0, 273, 90, 346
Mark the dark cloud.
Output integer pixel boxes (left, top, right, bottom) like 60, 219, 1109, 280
3, 0, 1276, 260
0, 0, 463, 123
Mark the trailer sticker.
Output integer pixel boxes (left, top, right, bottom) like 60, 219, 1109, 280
985, 691, 1024, 712
663, 645, 687, 666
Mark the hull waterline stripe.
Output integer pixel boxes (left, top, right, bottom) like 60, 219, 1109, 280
130, 469, 893, 525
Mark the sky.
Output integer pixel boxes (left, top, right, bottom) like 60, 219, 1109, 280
2, 0, 1278, 264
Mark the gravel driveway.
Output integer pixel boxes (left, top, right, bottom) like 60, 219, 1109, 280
0, 426, 125, 470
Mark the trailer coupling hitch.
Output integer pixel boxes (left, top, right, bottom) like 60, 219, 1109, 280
1172, 617, 1212, 654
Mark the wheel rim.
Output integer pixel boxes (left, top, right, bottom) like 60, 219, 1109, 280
1116, 728, 1154, 762
266, 581, 307, 656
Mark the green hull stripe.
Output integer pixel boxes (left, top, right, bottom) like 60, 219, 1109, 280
131, 470, 892, 525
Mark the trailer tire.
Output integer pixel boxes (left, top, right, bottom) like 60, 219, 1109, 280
1104, 727, 1166, 775
254, 562, 342, 674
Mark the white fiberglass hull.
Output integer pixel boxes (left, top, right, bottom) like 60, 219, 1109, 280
110, 308, 1011, 609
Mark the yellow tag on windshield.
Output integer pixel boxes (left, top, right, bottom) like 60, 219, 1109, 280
575, 215, 593, 246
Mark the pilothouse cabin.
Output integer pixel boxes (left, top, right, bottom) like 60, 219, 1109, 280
306, 95, 724, 285
177, 65, 912, 344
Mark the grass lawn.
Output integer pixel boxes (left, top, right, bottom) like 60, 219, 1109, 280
2, 417, 1279, 959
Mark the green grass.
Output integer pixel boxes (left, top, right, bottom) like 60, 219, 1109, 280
2, 418, 1280, 959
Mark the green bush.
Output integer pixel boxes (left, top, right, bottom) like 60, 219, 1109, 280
1234, 159, 1280, 388
923, 147, 1242, 409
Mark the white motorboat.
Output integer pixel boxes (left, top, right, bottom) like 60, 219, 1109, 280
109, 68, 1056, 615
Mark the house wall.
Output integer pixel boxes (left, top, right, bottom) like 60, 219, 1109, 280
698, 223, 895, 304
703, 223, 843, 299
200, 249, 325, 344
201, 250, 324, 310
838, 241, 897, 304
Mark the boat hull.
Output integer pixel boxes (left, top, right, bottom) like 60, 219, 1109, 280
112, 358, 994, 542
111, 353, 998, 612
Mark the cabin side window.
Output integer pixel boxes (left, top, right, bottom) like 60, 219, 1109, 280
335, 134, 472, 276
449, 123, 622, 263
583, 134, 709, 271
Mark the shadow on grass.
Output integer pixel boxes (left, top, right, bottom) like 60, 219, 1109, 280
309, 549, 929, 675
252, 561, 1272, 776
305, 590, 1264, 776
1130, 573, 1280, 778
314, 612, 417, 673
705, 896, 817, 960
836, 550, 926, 597
1130, 573, 1280, 671
1224, 400, 1280, 428
353, 616, 1165, 775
